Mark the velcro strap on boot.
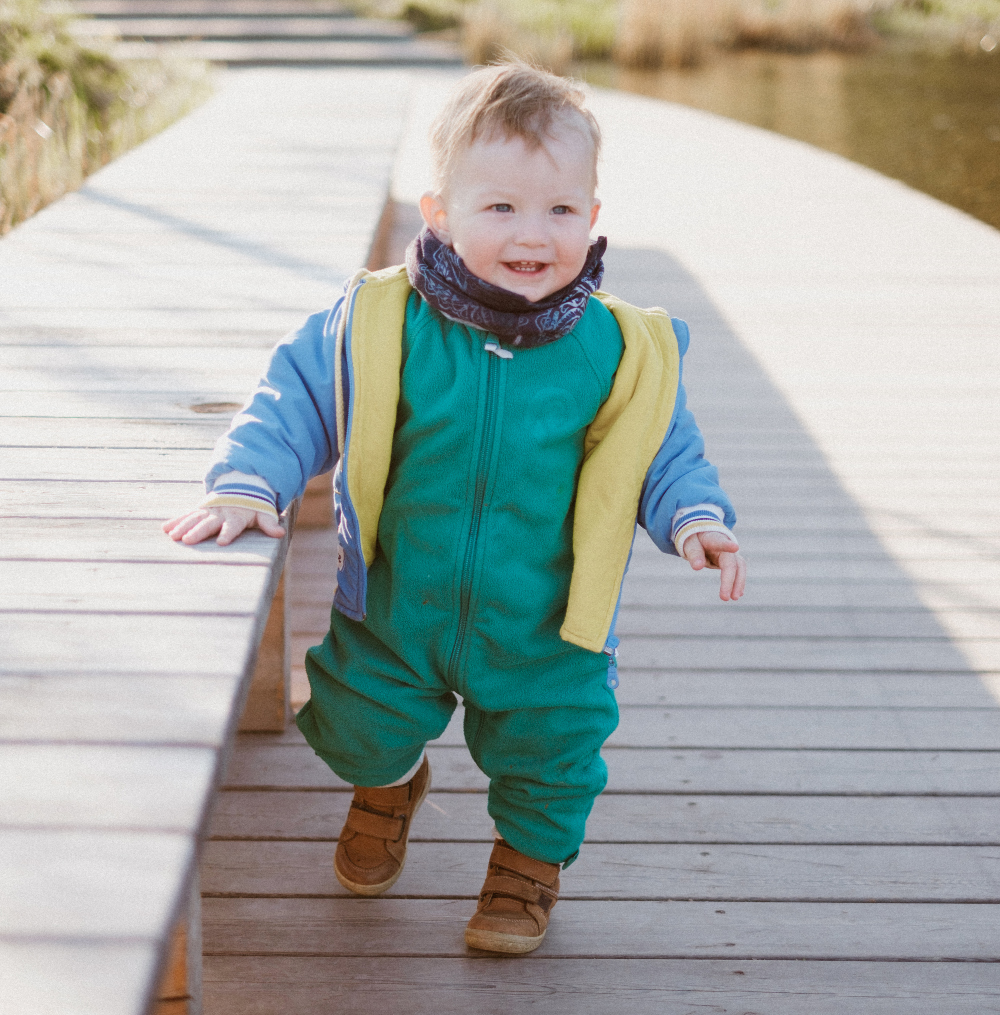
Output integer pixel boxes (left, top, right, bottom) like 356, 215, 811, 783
346, 805, 405, 841
356, 784, 410, 808
480, 874, 543, 904
492, 843, 560, 885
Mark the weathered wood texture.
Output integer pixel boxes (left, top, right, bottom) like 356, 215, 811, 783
0, 67, 408, 1015
203, 75, 1000, 1012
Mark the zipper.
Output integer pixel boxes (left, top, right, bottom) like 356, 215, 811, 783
448, 343, 503, 683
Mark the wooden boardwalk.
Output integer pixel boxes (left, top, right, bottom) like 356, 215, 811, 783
201, 79, 1000, 1012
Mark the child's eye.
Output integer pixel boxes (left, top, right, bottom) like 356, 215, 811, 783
552, 205, 572, 215
491, 203, 513, 213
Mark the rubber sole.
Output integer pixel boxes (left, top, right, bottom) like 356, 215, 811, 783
464, 926, 547, 954
333, 764, 431, 897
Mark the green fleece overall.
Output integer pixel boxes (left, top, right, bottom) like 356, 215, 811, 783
297, 293, 624, 865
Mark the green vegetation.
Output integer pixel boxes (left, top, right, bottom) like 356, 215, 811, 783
0, 0, 211, 233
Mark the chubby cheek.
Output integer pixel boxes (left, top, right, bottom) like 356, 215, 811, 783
454, 244, 497, 278
451, 229, 504, 273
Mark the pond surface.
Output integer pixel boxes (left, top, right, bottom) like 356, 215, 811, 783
581, 48, 1000, 231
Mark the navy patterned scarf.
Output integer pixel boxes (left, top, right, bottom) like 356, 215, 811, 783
405, 228, 607, 349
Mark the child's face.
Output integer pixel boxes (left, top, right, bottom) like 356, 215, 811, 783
420, 126, 601, 303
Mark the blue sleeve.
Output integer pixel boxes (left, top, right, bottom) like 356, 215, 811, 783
638, 318, 736, 555
205, 303, 342, 512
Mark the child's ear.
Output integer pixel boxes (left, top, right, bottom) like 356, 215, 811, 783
589, 199, 601, 230
419, 192, 451, 244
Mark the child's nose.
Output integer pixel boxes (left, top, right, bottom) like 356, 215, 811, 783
513, 215, 550, 247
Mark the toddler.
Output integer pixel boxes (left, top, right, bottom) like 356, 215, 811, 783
164, 63, 745, 955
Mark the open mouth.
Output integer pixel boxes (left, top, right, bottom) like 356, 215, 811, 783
504, 261, 547, 274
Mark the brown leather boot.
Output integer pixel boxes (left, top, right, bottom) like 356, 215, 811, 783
334, 755, 430, 896
464, 839, 561, 954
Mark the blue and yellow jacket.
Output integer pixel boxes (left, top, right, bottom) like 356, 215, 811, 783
205, 266, 735, 654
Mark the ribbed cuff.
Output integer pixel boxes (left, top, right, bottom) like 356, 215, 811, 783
670, 503, 736, 557
200, 471, 279, 521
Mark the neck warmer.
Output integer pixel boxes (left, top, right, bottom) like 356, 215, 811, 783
405, 228, 607, 349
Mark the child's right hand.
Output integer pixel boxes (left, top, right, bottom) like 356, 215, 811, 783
162, 506, 286, 546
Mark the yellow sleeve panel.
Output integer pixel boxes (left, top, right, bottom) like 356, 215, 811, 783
559, 293, 680, 652
341, 265, 411, 567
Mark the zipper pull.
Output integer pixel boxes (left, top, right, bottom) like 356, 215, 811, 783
484, 340, 513, 360
605, 647, 619, 690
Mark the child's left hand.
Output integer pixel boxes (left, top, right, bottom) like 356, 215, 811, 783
682, 531, 746, 602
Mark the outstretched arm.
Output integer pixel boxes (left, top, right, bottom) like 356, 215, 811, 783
162, 301, 344, 546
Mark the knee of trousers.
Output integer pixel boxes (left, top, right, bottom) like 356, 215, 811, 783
297, 641, 456, 787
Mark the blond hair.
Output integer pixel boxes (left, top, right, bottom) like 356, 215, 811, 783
429, 62, 601, 191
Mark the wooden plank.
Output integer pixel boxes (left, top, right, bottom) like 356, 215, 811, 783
0, 744, 214, 828
616, 607, 1000, 640
201, 956, 1000, 1015
0, 941, 157, 1015
613, 671, 1000, 708
0, 675, 238, 744
200, 840, 1000, 901
0, 560, 269, 613
0, 828, 191, 936
0, 346, 269, 391
0, 447, 225, 481
155, 921, 190, 1005
620, 577, 989, 611
105, 37, 459, 62
207, 789, 1000, 845
221, 740, 1000, 794
200, 896, 1000, 959
0, 417, 228, 448
239, 571, 290, 733
616, 636, 1000, 673
72, 16, 415, 39
0, 614, 257, 676
0, 326, 278, 347
0, 480, 204, 519
72, 1, 350, 17
0, 391, 254, 418
605, 707, 1000, 750
731, 508, 1000, 532
155, 873, 201, 1015
0, 519, 284, 564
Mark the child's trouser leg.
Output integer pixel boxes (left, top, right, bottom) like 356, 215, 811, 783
463, 673, 619, 866
296, 624, 457, 787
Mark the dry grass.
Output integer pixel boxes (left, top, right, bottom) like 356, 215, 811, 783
616, 0, 881, 70
0, 0, 211, 234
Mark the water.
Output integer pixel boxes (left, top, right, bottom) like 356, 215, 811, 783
581, 48, 1000, 231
